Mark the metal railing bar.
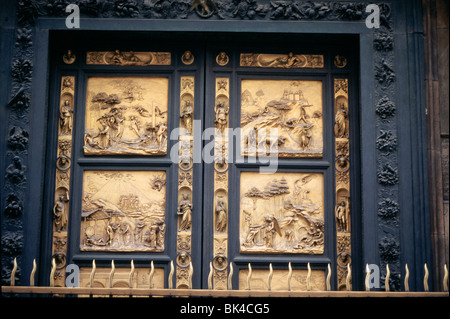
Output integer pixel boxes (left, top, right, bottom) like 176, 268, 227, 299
2, 286, 448, 298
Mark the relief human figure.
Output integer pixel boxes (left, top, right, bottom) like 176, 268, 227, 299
214, 101, 228, 133
180, 100, 193, 133
134, 221, 145, 245
244, 225, 261, 247
215, 144, 227, 169
156, 122, 167, 148
148, 223, 158, 248
110, 222, 120, 247
156, 220, 165, 248
119, 222, 132, 246
177, 194, 192, 231
215, 199, 227, 232
298, 124, 314, 150
106, 222, 113, 246
96, 116, 112, 149
53, 190, 69, 231
108, 108, 125, 140
60, 99, 73, 135
268, 52, 302, 68
334, 102, 348, 138
261, 216, 281, 248
335, 200, 349, 232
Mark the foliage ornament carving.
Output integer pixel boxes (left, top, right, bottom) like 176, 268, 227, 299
2, 231, 24, 257
375, 59, 396, 88
379, 235, 400, 263
377, 163, 399, 185
374, 31, 394, 51
7, 127, 29, 151
376, 130, 397, 154
4, 194, 24, 219
377, 198, 399, 221
375, 96, 396, 120
18, 0, 392, 24
372, 6, 401, 290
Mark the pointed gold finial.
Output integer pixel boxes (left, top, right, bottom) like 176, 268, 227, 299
30, 259, 37, 287
385, 264, 390, 292
326, 264, 332, 291
227, 262, 233, 290
268, 263, 273, 291
149, 261, 154, 289
90, 259, 96, 288
443, 264, 448, 292
168, 260, 174, 289
287, 262, 293, 291
50, 258, 56, 287
306, 262, 312, 291
208, 262, 213, 290
10, 258, 17, 286
424, 263, 429, 292
346, 263, 352, 291
247, 263, 252, 291
404, 264, 410, 292
364, 264, 370, 291
188, 262, 194, 289
129, 260, 135, 288
109, 260, 115, 288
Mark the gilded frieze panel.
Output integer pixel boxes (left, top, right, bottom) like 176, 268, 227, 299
86, 51, 171, 66
240, 172, 324, 254
79, 266, 165, 289
241, 79, 323, 158
213, 77, 230, 289
240, 53, 324, 68
239, 269, 326, 291
80, 170, 166, 252
51, 76, 75, 287
334, 78, 351, 290
83, 76, 169, 155
176, 75, 195, 288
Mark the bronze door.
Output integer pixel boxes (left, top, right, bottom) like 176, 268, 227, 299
202, 41, 357, 291
46, 34, 358, 290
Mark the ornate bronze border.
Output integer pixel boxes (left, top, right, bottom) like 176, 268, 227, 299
86, 51, 171, 66
50, 76, 75, 287
334, 78, 351, 290
213, 77, 230, 289
176, 76, 195, 288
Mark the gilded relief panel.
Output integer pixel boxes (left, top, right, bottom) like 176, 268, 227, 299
241, 80, 323, 158
84, 76, 169, 155
86, 51, 171, 66
240, 172, 324, 254
239, 269, 326, 291
240, 53, 324, 68
79, 267, 165, 289
80, 170, 166, 252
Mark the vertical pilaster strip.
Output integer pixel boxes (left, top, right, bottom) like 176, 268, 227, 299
212, 77, 230, 290
51, 76, 75, 287
176, 76, 195, 288
334, 78, 351, 290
